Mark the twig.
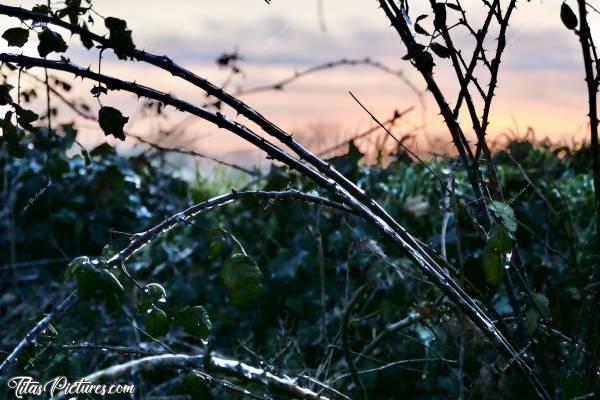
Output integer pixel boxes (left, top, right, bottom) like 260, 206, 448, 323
54, 353, 330, 400
0, 292, 77, 375
340, 285, 368, 400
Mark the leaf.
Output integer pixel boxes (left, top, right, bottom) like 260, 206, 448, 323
138, 283, 167, 313
402, 43, 425, 60
488, 225, 514, 253
560, 2, 578, 30
37, 28, 68, 57
80, 23, 94, 49
433, 3, 447, 30
489, 201, 518, 233
90, 85, 108, 97
176, 306, 212, 339
100, 244, 115, 260
0, 84, 14, 106
525, 293, 549, 335
97, 269, 124, 294
98, 106, 128, 141
2, 28, 29, 48
183, 374, 214, 400
144, 307, 169, 337
75, 262, 99, 299
415, 14, 428, 23
15, 106, 39, 131
65, 256, 91, 282
32, 5, 50, 14
430, 42, 452, 58
414, 51, 435, 74
221, 254, 263, 306
415, 23, 430, 36
483, 244, 503, 286
531, 292, 550, 318
104, 17, 135, 60
1, 112, 25, 158
525, 307, 540, 335
145, 283, 167, 303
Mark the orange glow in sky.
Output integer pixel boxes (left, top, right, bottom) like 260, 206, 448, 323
1, 0, 599, 167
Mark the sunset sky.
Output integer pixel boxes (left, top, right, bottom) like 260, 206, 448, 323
2, 0, 599, 167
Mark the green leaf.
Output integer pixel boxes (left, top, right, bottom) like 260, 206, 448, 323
531, 292, 550, 318
76, 262, 99, 300
144, 307, 169, 337
183, 373, 214, 400
561, 2, 578, 30
176, 306, 212, 339
145, 283, 167, 303
482, 244, 503, 286
104, 17, 135, 60
37, 28, 68, 57
97, 269, 124, 294
0, 84, 14, 106
65, 256, 91, 282
490, 201, 517, 233
100, 244, 115, 260
221, 254, 263, 306
98, 106, 128, 141
139, 283, 167, 313
2, 28, 29, 48
488, 225, 514, 253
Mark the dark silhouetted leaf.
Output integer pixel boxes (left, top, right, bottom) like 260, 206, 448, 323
414, 51, 435, 73
430, 42, 452, 58
415, 23, 430, 36
561, 2, 578, 30
0, 84, 14, 106
80, 22, 94, 49
105, 17, 135, 59
1, 111, 25, 158
433, 3, 447, 30
98, 106, 128, 141
32, 5, 50, 14
2, 28, 29, 48
15, 106, 39, 131
90, 85, 108, 97
37, 28, 68, 57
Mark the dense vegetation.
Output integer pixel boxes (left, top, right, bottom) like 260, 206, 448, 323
0, 127, 597, 399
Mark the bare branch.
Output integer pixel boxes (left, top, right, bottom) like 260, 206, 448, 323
54, 353, 331, 400
0, 292, 77, 374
